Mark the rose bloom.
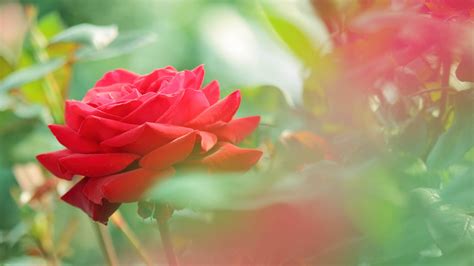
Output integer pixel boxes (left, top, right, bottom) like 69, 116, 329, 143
37, 65, 262, 223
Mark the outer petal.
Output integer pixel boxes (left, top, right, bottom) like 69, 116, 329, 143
78, 115, 136, 141
65, 100, 119, 131
202, 80, 220, 105
103, 167, 174, 203
59, 153, 139, 177
140, 131, 197, 170
210, 116, 260, 144
36, 149, 74, 180
61, 177, 120, 224
157, 89, 210, 125
94, 69, 139, 87
192, 64, 205, 89
200, 142, 262, 172
197, 131, 217, 152
84, 168, 174, 204
185, 90, 240, 128
101, 122, 193, 154
49, 125, 100, 153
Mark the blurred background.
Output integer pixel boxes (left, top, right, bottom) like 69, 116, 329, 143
1, 0, 473, 265
1, 0, 326, 264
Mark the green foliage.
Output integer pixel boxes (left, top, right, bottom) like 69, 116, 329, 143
0, 59, 66, 93
262, 6, 320, 66
75, 31, 157, 61
427, 90, 474, 170
50, 24, 118, 49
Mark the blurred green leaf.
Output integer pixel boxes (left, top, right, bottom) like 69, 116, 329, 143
3, 256, 47, 266
76, 31, 157, 61
11, 125, 62, 163
344, 161, 407, 243
262, 8, 319, 66
412, 188, 441, 208
428, 206, 474, 254
37, 12, 65, 40
427, 90, 474, 170
151, 172, 268, 210
0, 168, 20, 230
441, 166, 474, 212
0, 58, 66, 93
151, 161, 342, 211
239, 85, 289, 123
50, 24, 118, 49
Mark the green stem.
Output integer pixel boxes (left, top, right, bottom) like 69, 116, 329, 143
93, 222, 119, 266
439, 58, 451, 122
111, 212, 153, 266
30, 26, 65, 123
157, 221, 179, 266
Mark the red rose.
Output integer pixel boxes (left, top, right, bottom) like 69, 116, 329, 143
37, 65, 262, 224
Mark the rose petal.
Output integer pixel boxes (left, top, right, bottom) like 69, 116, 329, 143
65, 100, 119, 131
134, 66, 177, 93
101, 122, 193, 154
84, 168, 174, 204
197, 131, 217, 152
159, 72, 187, 94
78, 115, 136, 141
84, 84, 135, 106
49, 125, 100, 153
157, 89, 210, 125
97, 98, 143, 117
185, 90, 241, 128
36, 149, 74, 180
192, 64, 205, 89
104, 167, 174, 203
210, 116, 260, 144
59, 153, 139, 177
122, 93, 178, 124
202, 80, 220, 105
61, 177, 120, 224
94, 69, 139, 87
200, 142, 262, 172
140, 131, 197, 170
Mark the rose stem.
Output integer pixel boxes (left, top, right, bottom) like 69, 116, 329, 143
111, 212, 153, 266
157, 220, 179, 266
439, 56, 451, 122
93, 222, 119, 266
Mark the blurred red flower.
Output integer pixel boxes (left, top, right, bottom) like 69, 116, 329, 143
37, 65, 262, 224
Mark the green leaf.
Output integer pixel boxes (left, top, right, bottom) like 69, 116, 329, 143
150, 172, 269, 210
0, 58, 66, 93
50, 24, 118, 49
427, 90, 474, 170
238, 85, 290, 123
428, 206, 474, 253
76, 31, 157, 61
38, 12, 65, 40
441, 166, 474, 212
3, 256, 47, 266
262, 8, 319, 66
